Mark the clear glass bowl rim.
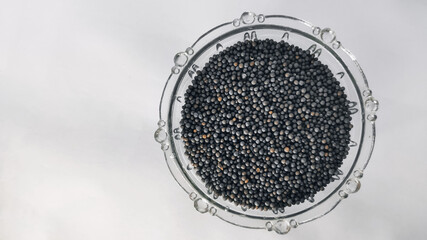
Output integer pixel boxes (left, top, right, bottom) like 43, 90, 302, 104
155, 12, 378, 233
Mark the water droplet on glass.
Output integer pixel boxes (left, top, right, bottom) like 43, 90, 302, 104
290, 219, 298, 228
174, 134, 181, 140
154, 128, 167, 143
320, 28, 336, 43
161, 143, 169, 151
363, 89, 372, 97
312, 27, 321, 35
265, 222, 273, 231
257, 14, 265, 23
213, 193, 219, 199
354, 170, 364, 178
174, 52, 188, 67
233, 19, 240, 27
224, 206, 230, 212
209, 207, 217, 216
185, 47, 194, 55
346, 178, 361, 193
332, 40, 341, 49
367, 114, 377, 122
186, 163, 193, 170
216, 43, 223, 51
339, 190, 348, 199
241, 12, 256, 24
157, 120, 166, 127
194, 198, 209, 213
349, 140, 357, 147
272, 209, 278, 214
207, 188, 213, 194
365, 97, 379, 112
171, 66, 180, 74
241, 205, 247, 211
273, 220, 291, 234
308, 196, 315, 203
278, 208, 285, 213
189, 192, 197, 200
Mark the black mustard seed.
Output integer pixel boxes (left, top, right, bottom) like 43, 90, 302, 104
180, 39, 352, 211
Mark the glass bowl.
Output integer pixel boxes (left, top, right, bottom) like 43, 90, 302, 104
154, 12, 378, 234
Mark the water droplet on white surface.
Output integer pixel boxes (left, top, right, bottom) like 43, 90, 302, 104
312, 27, 321, 35
290, 219, 298, 228
154, 128, 167, 143
273, 220, 291, 234
174, 52, 188, 67
365, 97, 379, 112
332, 40, 341, 49
241, 12, 256, 24
354, 170, 364, 178
367, 114, 377, 122
194, 198, 209, 213
346, 178, 361, 193
185, 47, 194, 55
161, 143, 169, 151
265, 221, 273, 231
232, 19, 240, 27
363, 89, 372, 97
171, 66, 180, 74
320, 28, 336, 43
189, 192, 197, 200
209, 207, 217, 216
339, 190, 348, 199
157, 120, 166, 127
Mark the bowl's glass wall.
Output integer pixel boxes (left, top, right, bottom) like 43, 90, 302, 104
168, 25, 363, 219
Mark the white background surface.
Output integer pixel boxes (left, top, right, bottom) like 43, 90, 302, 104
1, 0, 427, 239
